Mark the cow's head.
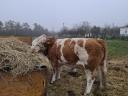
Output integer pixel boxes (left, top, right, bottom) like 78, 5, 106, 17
31, 34, 56, 55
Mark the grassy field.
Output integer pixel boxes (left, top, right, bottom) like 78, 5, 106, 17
107, 40, 128, 59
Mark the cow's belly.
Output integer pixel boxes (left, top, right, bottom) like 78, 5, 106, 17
58, 55, 78, 65
59, 45, 89, 67
75, 45, 89, 67
59, 50, 78, 64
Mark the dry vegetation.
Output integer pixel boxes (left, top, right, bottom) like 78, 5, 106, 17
0, 37, 51, 76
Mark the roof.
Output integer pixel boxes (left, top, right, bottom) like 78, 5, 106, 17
120, 25, 128, 28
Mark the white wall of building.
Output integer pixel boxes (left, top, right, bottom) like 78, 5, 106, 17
120, 27, 128, 36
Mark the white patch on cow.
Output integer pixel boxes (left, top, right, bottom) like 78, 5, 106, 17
60, 39, 68, 63
56, 39, 63, 47
58, 60, 62, 64
51, 72, 56, 83
70, 38, 88, 43
31, 34, 47, 52
73, 39, 89, 67
56, 38, 68, 63
83, 39, 86, 48
57, 67, 62, 80
32, 34, 46, 46
103, 59, 107, 73
72, 68, 77, 72
31, 45, 40, 52
84, 70, 95, 95
71, 38, 85, 41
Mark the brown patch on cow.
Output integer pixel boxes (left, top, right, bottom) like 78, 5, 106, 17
69, 40, 75, 51
77, 39, 84, 47
45, 37, 56, 47
85, 39, 105, 72
62, 39, 79, 65
48, 41, 60, 68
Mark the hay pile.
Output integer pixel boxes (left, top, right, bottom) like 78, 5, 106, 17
0, 37, 51, 76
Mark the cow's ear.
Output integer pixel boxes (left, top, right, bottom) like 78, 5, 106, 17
46, 36, 56, 45
39, 34, 47, 42
42, 34, 47, 38
41, 34, 47, 40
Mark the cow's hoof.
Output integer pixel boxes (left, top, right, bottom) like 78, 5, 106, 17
94, 89, 104, 96
68, 71, 81, 77
95, 91, 103, 96
67, 90, 76, 96
50, 82, 53, 84
84, 94, 90, 96
84, 93, 93, 96
50, 81, 54, 84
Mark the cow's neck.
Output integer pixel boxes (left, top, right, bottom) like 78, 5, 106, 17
44, 39, 56, 56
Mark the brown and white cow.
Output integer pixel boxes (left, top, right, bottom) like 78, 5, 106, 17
31, 34, 107, 96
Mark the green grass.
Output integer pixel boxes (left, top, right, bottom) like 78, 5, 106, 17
107, 40, 128, 59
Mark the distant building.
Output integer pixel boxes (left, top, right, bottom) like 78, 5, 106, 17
120, 26, 128, 36
85, 33, 92, 38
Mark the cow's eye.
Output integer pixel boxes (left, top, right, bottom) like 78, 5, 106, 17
36, 45, 39, 47
37, 45, 40, 47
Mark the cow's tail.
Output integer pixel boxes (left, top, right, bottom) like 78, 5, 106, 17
97, 39, 107, 73
97, 39, 107, 87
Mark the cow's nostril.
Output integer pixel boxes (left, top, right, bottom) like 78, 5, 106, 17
31, 50, 34, 53
40, 66, 47, 69
31, 49, 35, 53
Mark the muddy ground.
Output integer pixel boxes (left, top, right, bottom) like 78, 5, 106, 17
48, 59, 128, 96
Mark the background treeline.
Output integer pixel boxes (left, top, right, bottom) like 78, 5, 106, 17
0, 20, 53, 36
58, 22, 121, 39
0, 20, 126, 40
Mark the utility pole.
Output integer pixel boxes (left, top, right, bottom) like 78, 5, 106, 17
62, 22, 65, 28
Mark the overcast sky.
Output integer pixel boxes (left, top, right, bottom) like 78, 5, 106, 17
0, 0, 128, 31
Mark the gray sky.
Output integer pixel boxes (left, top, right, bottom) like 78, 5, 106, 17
0, 0, 128, 31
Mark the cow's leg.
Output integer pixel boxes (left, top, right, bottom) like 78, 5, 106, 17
84, 70, 95, 96
97, 66, 103, 90
101, 59, 107, 88
50, 60, 60, 83
51, 69, 57, 83
96, 59, 107, 90
72, 68, 77, 72
51, 65, 62, 83
56, 66, 62, 80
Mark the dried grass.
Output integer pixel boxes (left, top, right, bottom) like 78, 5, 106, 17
0, 37, 51, 76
